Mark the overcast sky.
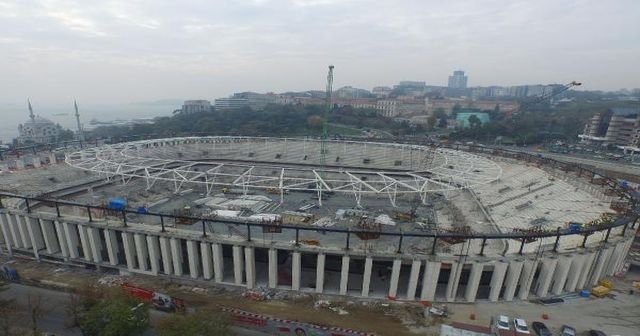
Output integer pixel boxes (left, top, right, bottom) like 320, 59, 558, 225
1, 0, 639, 106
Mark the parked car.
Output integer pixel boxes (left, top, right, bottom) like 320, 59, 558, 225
514, 318, 530, 334
531, 321, 552, 336
561, 325, 576, 336
589, 330, 606, 336
495, 315, 511, 330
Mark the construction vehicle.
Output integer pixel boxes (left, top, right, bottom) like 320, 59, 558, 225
121, 283, 185, 312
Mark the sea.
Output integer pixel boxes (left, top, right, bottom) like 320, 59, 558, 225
0, 102, 179, 144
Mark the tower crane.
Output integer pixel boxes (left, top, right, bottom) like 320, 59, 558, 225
320, 65, 334, 167
518, 81, 582, 113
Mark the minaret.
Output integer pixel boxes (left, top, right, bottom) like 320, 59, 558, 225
74, 100, 85, 142
28, 99, 35, 121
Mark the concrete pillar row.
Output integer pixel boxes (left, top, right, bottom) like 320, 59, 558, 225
518, 259, 539, 300
315, 253, 326, 293
104, 229, 119, 266
535, 257, 558, 298
121, 232, 137, 271
77, 225, 92, 262
489, 262, 508, 302
465, 262, 485, 302
406, 260, 422, 300
291, 251, 301, 291
7, 214, 22, 248
589, 248, 611, 287
25, 217, 46, 259
170, 238, 183, 276
339, 255, 350, 295
446, 261, 463, 302
361, 257, 373, 298
244, 247, 256, 289
268, 248, 278, 289
420, 261, 441, 302
63, 222, 80, 259
0, 214, 13, 255
200, 242, 213, 280
186, 240, 200, 279
232, 245, 244, 285
40, 219, 60, 255
212, 243, 224, 283
147, 235, 160, 275
577, 252, 596, 290
86, 227, 103, 263
503, 260, 524, 301
388, 259, 402, 299
159, 237, 173, 275
565, 254, 585, 292
54, 221, 68, 259
551, 256, 572, 295
16, 215, 32, 249
134, 233, 149, 271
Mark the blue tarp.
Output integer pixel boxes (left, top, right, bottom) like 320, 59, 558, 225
108, 198, 127, 211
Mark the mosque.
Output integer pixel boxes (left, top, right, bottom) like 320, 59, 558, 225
17, 100, 59, 144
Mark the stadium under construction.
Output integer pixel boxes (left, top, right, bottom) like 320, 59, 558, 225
0, 136, 637, 303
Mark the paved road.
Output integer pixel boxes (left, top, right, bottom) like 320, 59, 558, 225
1, 283, 267, 336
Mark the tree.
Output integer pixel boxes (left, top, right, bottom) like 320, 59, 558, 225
426, 115, 437, 130
156, 310, 231, 336
468, 115, 481, 128
68, 285, 150, 336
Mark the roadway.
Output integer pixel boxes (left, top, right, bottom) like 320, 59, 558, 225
1, 283, 267, 335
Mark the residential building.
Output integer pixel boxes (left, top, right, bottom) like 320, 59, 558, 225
232, 92, 278, 110
334, 86, 372, 99
372, 86, 392, 97
426, 98, 518, 115
376, 99, 399, 117
335, 98, 377, 109
181, 100, 211, 114
214, 98, 249, 110
448, 70, 468, 89
579, 108, 640, 146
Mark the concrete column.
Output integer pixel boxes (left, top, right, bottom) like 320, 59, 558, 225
14, 159, 24, 170
315, 253, 325, 293
186, 240, 200, 279
104, 229, 119, 266
200, 242, 213, 280
16, 216, 32, 249
159, 237, 172, 274
339, 255, 350, 295
576, 252, 595, 290
535, 258, 558, 298
292, 251, 301, 291
40, 220, 60, 254
465, 262, 484, 302
122, 232, 136, 271
518, 259, 538, 300
244, 247, 256, 289
54, 221, 68, 259
170, 238, 183, 276
49, 153, 56, 164
361, 257, 373, 297
406, 260, 422, 300
420, 261, 441, 301
134, 233, 149, 271
503, 260, 523, 301
7, 214, 22, 248
589, 248, 612, 286
605, 242, 625, 276
565, 254, 585, 292
446, 261, 463, 302
388, 259, 402, 299
232, 245, 244, 285
0, 214, 13, 255
23, 218, 44, 259
212, 243, 223, 283
86, 227, 103, 263
77, 225, 91, 261
489, 262, 508, 302
63, 222, 80, 259
268, 248, 278, 288
552, 256, 572, 295
147, 236, 160, 275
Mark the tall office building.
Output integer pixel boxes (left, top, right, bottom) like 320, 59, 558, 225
448, 70, 468, 89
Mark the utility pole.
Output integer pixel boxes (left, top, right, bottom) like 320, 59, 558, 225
320, 65, 334, 167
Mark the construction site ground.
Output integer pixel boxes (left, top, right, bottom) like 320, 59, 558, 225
4, 257, 640, 335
